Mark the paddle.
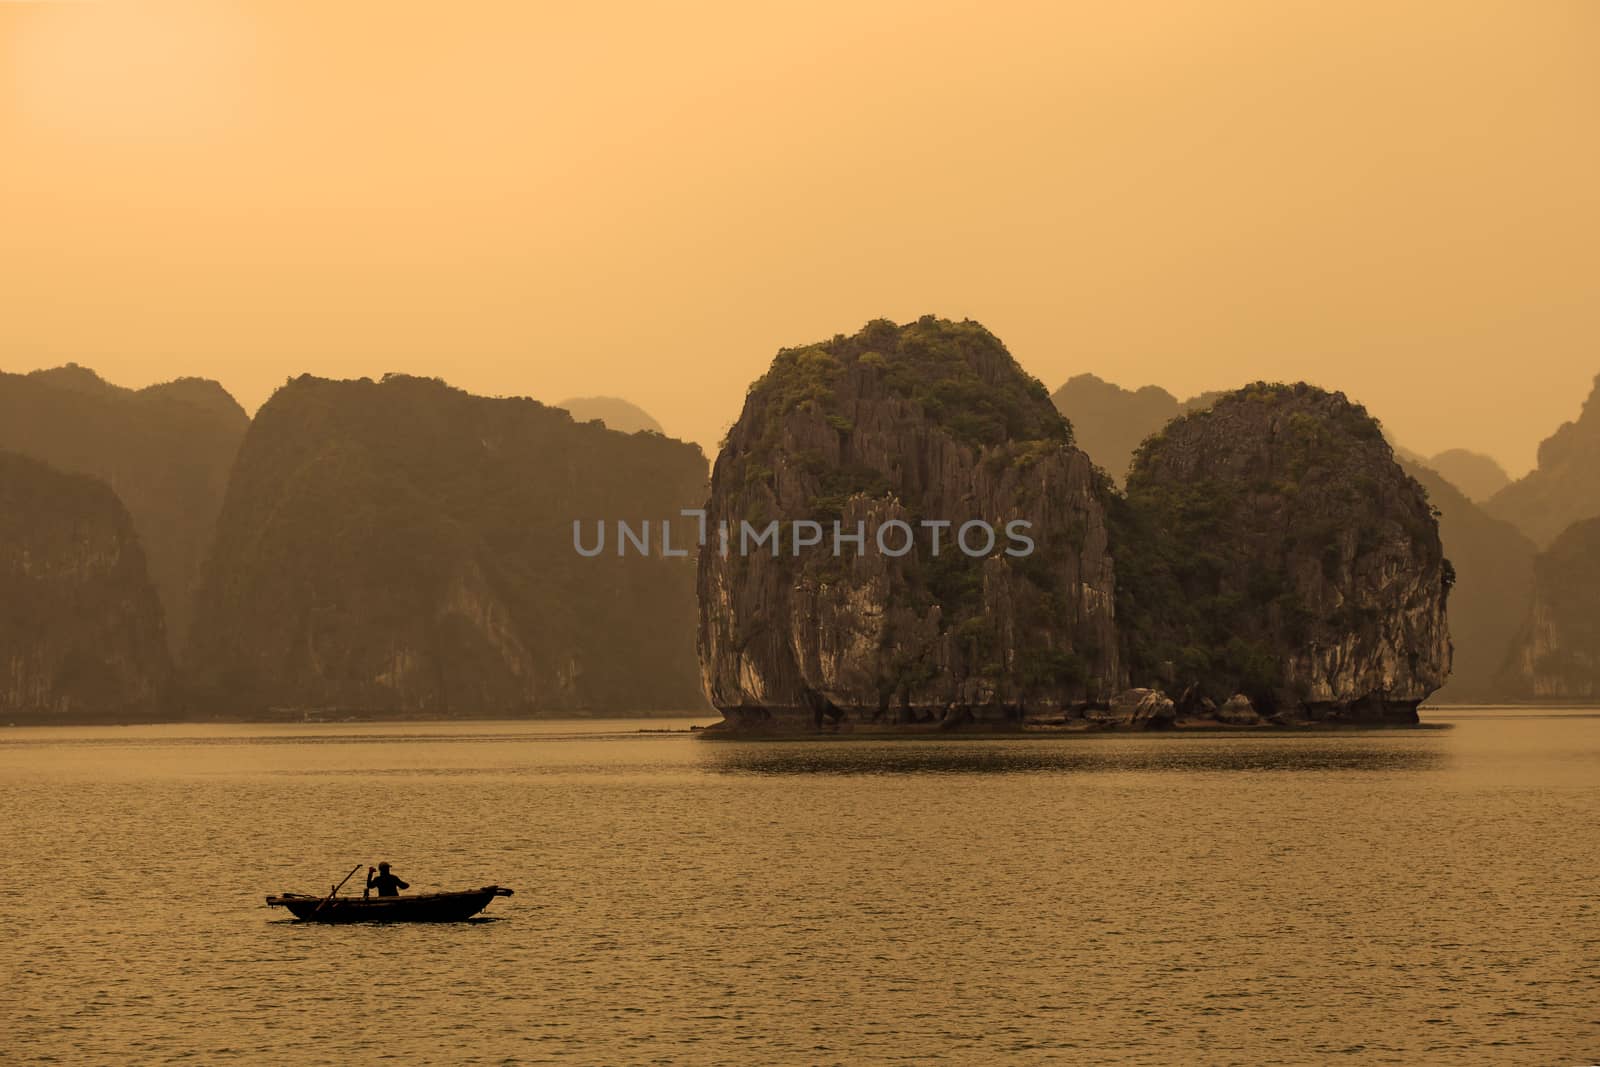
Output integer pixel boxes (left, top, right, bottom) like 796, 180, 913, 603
314, 864, 363, 914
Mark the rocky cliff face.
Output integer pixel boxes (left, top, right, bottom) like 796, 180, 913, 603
0, 451, 171, 718
188, 374, 707, 715
1400, 461, 1534, 702
1487, 374, 1600, 547
0, 365, 249, 656
1498, 518, 1600, 700
1116, 383, 1452, 721
698, 317, 1122, 731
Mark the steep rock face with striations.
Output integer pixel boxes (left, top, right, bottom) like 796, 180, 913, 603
1115, 383, 1452, 722
698, 317, 1123, 731
0, 365, 249, 656
188, 374, 708, 716
1487, 374, 1600, 547
0, 451, 171, 718
1400, 461, 1535, 702
1497, 518, 1600, 701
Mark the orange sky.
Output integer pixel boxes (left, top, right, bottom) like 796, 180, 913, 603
2, 0, 1596, 474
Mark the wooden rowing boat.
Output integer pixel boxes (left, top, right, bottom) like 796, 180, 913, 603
266, 886, 513, 923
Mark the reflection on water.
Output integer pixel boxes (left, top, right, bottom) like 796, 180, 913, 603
700, 736, 1449, 776
2, 709, 1596, 1065
265, 916, 504, 926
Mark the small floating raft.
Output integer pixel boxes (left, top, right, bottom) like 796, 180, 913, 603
266, 886, 513, 923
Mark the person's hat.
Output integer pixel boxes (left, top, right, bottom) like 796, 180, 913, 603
378, 862, 391, 871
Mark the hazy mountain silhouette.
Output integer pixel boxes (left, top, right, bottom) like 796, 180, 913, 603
0, 450, 171, 719
0, 365, 248, 657
1498, 516, 1600, 701
1487, 374, 1600, 547
1387, 438, 1431, 467
1426, 449, 1510, 502
1049, 373, 1219, 484
188, 374, 707, 716
1401, 460, 1535, 701
556, 396, 665, 435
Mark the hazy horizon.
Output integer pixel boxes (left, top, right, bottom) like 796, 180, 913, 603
1, 342, 1585, 479
5, 1, 1598, 474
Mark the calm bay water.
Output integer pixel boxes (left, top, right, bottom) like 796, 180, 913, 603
2, 710, 1597, 1065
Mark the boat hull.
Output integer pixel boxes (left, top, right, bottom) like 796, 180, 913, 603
266, 887, 512, 923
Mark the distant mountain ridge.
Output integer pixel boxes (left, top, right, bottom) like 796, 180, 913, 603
556, 396, 665, 435
1427, 449, 1510, 503
1487, 374, 1600, 548
1386, 443, 1510, 503
1049, 373, 1219, 484
188, 373, 709, 716
1400, 460, 1535, 701
6, 353, 1595, 718
0, 365, 249, 657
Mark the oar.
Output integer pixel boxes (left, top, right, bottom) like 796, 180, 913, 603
315, 864, 363, 914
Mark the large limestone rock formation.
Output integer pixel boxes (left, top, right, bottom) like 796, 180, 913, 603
188, 374, 707, 716
1498, 517, 1600, 700
0, 365, 248, 656
698, 317, 1122, 731
1116, 382, 1452, 722
0, 451, 172, 719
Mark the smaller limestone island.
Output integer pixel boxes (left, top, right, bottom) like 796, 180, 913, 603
1116, 382, 1452, 726
698, 321, 1453, 736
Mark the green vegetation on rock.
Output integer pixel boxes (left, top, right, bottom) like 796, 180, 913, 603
700, 316, 1121, 729
1113, 382, 1451, 717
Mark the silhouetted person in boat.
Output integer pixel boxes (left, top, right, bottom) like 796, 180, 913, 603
365, 862, 409, 898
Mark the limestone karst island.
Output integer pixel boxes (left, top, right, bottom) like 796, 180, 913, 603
698, 317, 1449, 734
9, 314, 1600, 730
